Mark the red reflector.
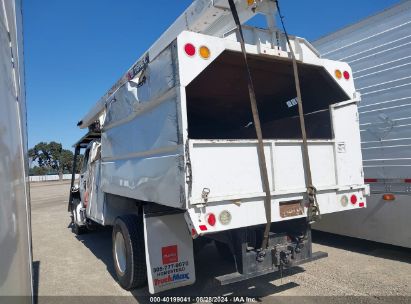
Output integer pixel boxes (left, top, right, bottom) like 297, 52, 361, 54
184, 43, 196, 57
359, 202, 365, 208
191, 228, 197, 236
383, 194, 396, 201
365, 178, 378, 183
350, 194, 357, 205
199, 225, 207, 231
404, 179, 411, 183
343, 71, 350, 80
206, 213, 216, 226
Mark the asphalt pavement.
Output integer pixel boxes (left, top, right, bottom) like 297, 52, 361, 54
30, 181, 411, 304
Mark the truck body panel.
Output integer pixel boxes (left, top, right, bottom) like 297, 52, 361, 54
0, 0, 33, 299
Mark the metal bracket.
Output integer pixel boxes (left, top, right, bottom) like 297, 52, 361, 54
256, 249, 266, 262
272, 244, 291, 267
201, 188, 211, 204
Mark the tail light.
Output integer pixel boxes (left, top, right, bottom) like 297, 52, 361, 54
343, 71, 350, 80
335, 69, 342, 79
184, 43, 211, 59
206, 213, 216, 226
350, 194, 357, 205
184, 43, 196, 57
199, 46, 211, 59
199, 225, 208, 231
359, 202, 365, 208
382, 194, 395, 201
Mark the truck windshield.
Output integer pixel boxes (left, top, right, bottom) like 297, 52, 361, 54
186, 51, 349, 140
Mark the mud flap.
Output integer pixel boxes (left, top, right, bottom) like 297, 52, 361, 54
143, 212, 196, 294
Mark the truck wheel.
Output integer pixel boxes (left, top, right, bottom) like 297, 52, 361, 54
72, 223, 86, 235
215, 241, 233, 262
112, 215, 147, 290
71, 198, 87, 235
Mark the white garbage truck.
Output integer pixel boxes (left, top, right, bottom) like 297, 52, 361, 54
68, 0, 369, 294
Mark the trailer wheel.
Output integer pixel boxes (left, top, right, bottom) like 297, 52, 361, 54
112, 215, 147, 290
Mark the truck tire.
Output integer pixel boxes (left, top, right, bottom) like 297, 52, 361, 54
72, 223, 86, 235
71, 198, 87, 235
112, 215, 147, 290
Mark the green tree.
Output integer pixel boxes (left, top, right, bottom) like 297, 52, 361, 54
29, 166, 48, 176
28, 142, 78, 180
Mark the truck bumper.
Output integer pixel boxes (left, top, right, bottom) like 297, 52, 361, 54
215, 251, 328, 285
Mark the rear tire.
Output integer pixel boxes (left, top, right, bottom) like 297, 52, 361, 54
112, 215, 147, 290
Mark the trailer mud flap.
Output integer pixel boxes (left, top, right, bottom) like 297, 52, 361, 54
143, 212, 196, 294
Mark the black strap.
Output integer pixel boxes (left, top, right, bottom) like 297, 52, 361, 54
275, 0, 320, 224
228, 0, 272, 249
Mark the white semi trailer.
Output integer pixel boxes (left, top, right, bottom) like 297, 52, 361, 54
313, 0, 411, 249
69, 0, 368, 294
0, 0, 33, 300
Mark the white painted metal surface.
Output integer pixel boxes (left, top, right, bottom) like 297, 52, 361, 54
185, 188, 367, 235
0, 0, 33, 299
315, 0, 411, 179
185, 100, 367, 233
176, 30, 356, 96
189, 140, 336, 203
313, 0, 411, 248
314, 193, 411, 248
187, 100, 363, 206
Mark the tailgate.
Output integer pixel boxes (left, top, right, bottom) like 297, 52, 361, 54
188, 139, 337, 204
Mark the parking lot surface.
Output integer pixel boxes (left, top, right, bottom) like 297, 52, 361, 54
30, 181, 411, 303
